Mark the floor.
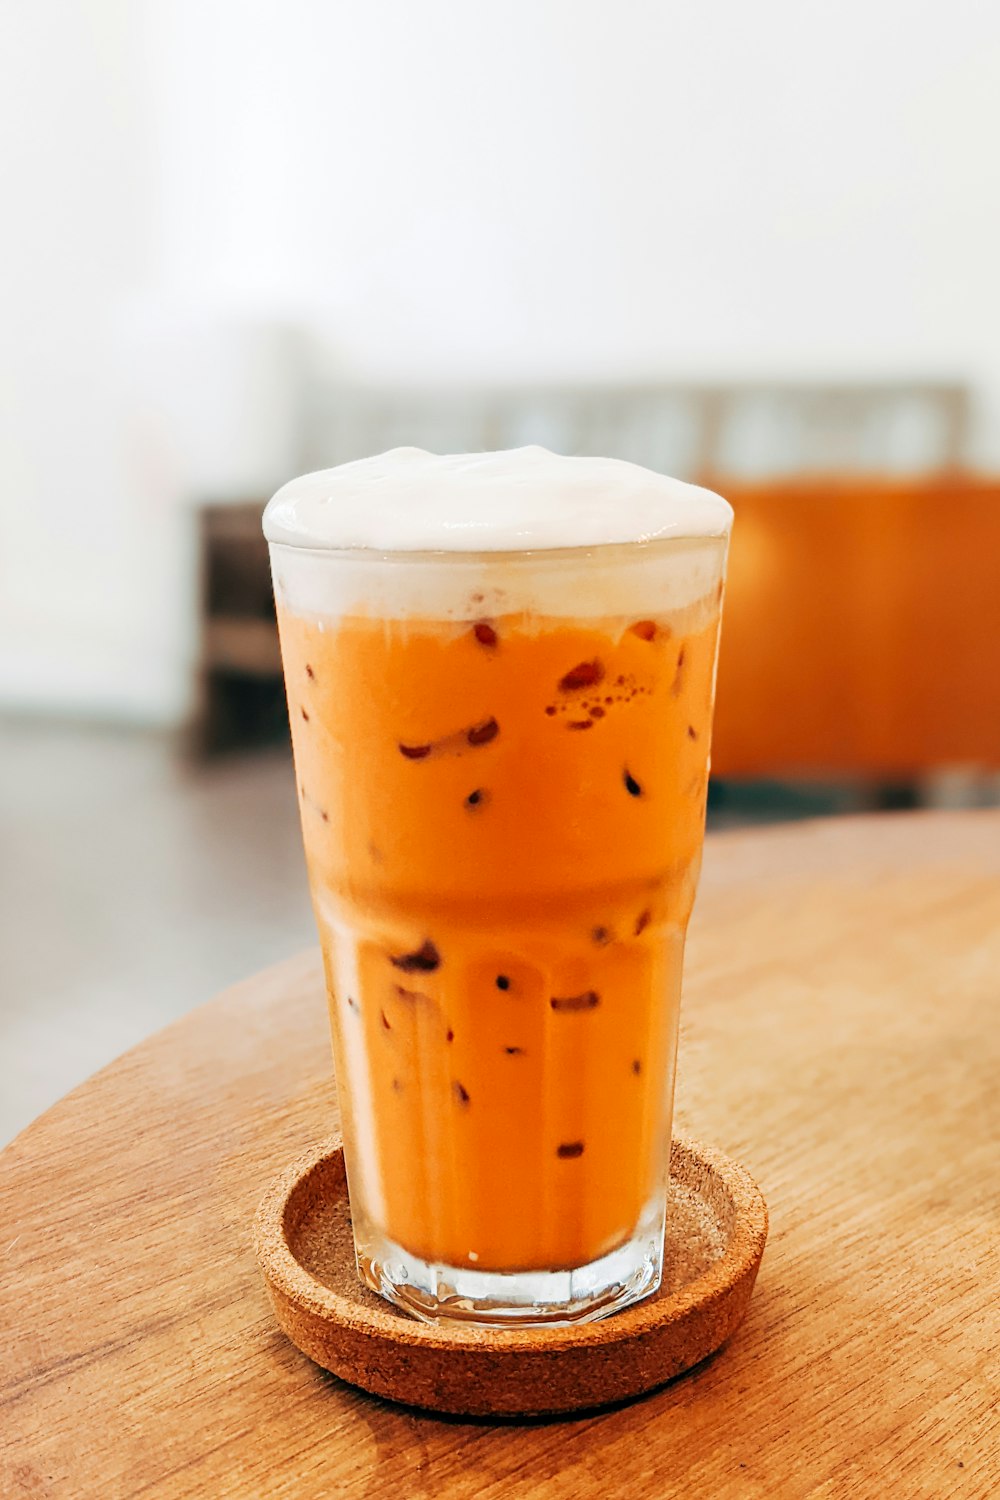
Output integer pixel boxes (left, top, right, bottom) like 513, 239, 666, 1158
0, 720, 315, 1146
3, 719, 996, 1147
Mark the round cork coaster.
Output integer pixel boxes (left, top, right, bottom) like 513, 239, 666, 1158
254, 1136, 767, 1418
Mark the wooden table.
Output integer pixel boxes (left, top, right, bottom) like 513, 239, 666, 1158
2, 812, 999, 1498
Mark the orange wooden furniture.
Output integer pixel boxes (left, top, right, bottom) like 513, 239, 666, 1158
710, 478, 1000, 778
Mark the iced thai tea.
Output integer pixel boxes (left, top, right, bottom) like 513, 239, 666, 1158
264, 447, 731, 1324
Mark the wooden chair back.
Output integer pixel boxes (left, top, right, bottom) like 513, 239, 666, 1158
711, 478, 1000, 777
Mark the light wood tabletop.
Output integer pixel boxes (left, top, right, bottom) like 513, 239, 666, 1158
2, 811, 998, 1498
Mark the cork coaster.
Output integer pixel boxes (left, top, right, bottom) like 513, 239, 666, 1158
254, 1136, 767, 1417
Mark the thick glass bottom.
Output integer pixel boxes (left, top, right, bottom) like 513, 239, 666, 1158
356, 1198, 666, 1326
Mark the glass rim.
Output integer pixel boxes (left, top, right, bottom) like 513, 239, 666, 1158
265, 532, 730, 566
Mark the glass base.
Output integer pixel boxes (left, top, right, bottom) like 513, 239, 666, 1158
356, 1201, 666, 1326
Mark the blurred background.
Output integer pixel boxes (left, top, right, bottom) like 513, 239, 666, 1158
3, 0, 999, 1142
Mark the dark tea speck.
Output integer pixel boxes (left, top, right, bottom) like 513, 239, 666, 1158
557, 1141, 585, 1159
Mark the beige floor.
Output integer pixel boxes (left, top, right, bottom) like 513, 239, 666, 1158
0, 719, 315, 1146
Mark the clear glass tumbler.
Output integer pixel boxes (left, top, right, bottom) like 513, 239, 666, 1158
266, 466, 730, 1324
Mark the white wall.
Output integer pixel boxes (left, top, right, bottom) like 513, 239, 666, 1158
0, 2, 173, 720
3, 0, 1000, 723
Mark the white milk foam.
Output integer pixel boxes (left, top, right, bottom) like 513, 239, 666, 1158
263, 447, 732, 552
264, 447, 732, 622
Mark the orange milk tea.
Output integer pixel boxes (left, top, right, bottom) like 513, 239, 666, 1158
265, 448, 731, 1321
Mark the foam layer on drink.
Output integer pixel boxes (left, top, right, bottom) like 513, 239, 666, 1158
265, 448, 731, 622
264, 446, 732, 553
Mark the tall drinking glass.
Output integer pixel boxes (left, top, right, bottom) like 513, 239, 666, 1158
264, 448, 732, 1324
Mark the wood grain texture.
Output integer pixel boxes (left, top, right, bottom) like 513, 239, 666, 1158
2, 811, 999, 1498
